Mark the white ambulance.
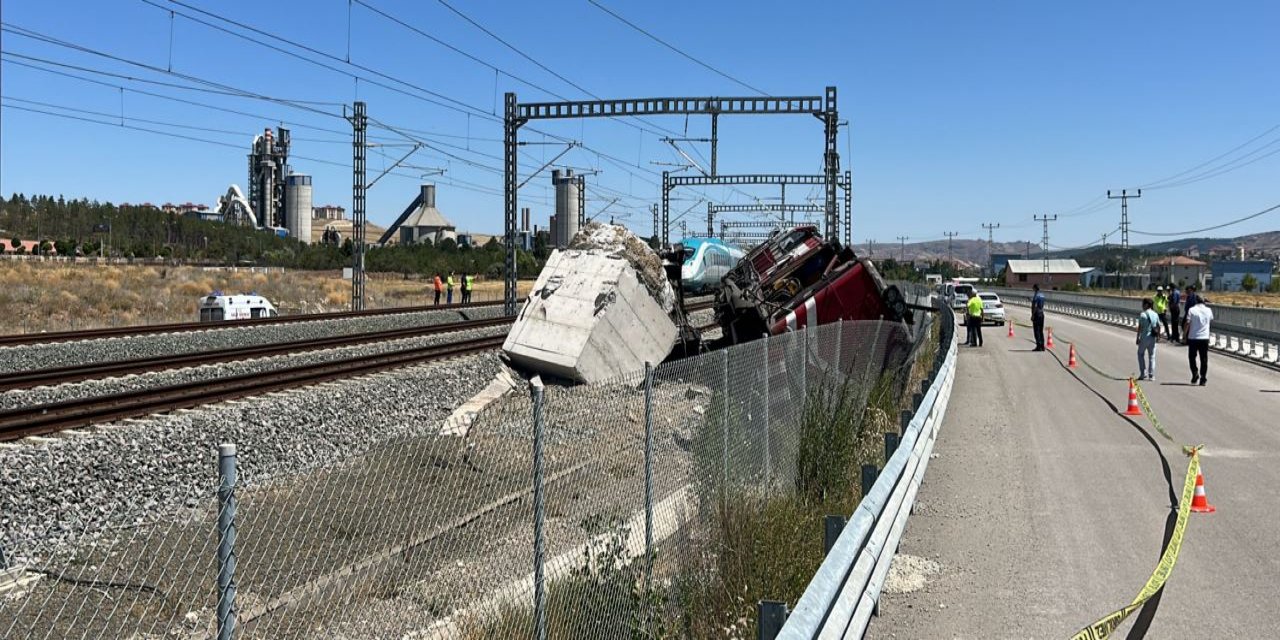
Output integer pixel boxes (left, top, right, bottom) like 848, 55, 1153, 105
197, 292, 279, 322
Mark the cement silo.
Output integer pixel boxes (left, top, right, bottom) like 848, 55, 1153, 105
552, 169, 580, 247
286, 173, 313, 244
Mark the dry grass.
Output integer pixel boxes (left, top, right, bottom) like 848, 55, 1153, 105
0, 261, 534, 334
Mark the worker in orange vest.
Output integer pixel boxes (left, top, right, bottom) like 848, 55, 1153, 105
432, 273, 443, 306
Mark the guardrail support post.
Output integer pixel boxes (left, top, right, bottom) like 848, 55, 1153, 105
823, 515, 847, 555
757, 600, 789, 640
531, 380, 548, 640
643, 361, 655, 593
861, 464, 878, 499
216, 444, 238, 640
900, 409, 912, 436
885, 432, 899, 462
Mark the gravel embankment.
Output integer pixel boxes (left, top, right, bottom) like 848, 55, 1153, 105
0, 324, 509, 412
0, 305, 506, 374
0, 351, 504, 560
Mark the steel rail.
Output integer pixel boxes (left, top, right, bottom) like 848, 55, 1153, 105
0, 317, 513, 390
0, 299, 512, 347
0, 334, 505, 442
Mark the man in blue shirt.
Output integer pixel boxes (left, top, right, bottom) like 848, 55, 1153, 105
1031, 284, 1047, 351
1136, 298, 1159, 380
1168, 285, 1182, 342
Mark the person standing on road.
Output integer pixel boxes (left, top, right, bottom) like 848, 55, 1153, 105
1184, 300, 1214, 386
1136, 298, 1159, 381
1153, 287, 1170, 339
1031, 284, 1047, 351
1168, 285, 1183, 343
1185, 284, 1202, 311
967, 290, 985, 347
446, 272, 456, 304
432, 273, 443, 306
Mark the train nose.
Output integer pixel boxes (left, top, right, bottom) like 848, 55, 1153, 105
681, 266, 694, 280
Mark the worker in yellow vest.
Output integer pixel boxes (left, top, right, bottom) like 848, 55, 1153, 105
966, 291, 984, 347
446, 272, 455, 304
1153, 286, 1170, 339
462, 273, 474, 303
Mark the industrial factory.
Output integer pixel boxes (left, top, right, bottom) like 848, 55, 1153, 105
208, 126, 313, 243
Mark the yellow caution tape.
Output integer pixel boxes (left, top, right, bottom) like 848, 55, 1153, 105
1131, 381, 1178, 444
1069, 449, 1201, 640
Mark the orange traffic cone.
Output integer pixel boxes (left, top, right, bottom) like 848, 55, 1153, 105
1069, 343, 1078, 368
1047, 327, 1055, 349
1124, 379, 1143, 416
1007, 322, 1015, 338
1190, 469, 1216, 513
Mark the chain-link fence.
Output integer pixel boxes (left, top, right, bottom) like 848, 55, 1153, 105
2, 314, 938, 639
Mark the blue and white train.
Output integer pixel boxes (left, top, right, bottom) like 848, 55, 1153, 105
679, 237, 747, 293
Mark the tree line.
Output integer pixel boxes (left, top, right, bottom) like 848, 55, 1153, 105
0, 193, 544, 277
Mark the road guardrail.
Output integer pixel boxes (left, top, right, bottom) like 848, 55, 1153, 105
776, 295, 958, 639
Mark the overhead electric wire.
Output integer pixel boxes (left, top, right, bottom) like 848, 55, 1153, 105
147, 0, 494, 120
1, 23, 345, 120
1130, 202, 1280, 237
429, 0, 682, 138
1139, 123, 1280, 190
585, 0, 767, 95
1140, 138, 1280, 191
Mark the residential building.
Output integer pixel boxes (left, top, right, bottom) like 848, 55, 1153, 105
1003, 259, 1090, 289
1211, 261, 1274, 292
1147, 256, 1208, 289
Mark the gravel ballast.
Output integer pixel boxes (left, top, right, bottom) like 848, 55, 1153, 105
0, 324, 509, 412
0, 305, 507, 374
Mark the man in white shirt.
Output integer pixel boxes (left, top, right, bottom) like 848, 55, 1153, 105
1183, 302, 1214, 386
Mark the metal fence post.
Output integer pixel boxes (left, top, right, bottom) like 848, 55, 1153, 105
643, 361, 655, 592
762, 336, 771, 484
722, 349, 730, 491
861, 464, 878, 499
531, 380, 547, 640
834, 321, 844, 377
758, 600, 789, 640
823, 515, 847, 555
900, 409, 912, 436
885, 432, 900, 462
216, 444, 238, 640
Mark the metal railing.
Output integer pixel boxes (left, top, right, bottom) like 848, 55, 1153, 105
997, 288, 1280, 365
774, 295, 958, 638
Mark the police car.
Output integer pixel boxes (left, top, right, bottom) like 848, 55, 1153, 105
197, 291, 278, 322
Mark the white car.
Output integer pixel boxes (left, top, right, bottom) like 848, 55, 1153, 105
976, 291, 1006, 325
945, 283, 976, 310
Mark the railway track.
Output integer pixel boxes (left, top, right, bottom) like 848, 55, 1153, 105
0, 299, 511, 347
0, 334, 506, 442
0, 316, 513, 391
0, 300, 718, 442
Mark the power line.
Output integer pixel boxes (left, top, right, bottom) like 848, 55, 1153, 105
1131, 202, 1280, 237
1140, 123, 1280, 190
585, 0, 767, 95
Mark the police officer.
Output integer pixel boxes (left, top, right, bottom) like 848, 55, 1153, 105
1168, 285, 1183, 343
1153, 286, 1170, 338
967, 290, 985, 347
1031, 284, 1047, 351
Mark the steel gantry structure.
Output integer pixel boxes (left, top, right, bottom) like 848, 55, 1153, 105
706, 202, 824, 235
504, 88, 841, 314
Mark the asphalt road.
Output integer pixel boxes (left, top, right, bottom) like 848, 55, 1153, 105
867, 309, 1280, 639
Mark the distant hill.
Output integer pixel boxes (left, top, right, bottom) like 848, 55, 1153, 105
878, 231, 1280, 266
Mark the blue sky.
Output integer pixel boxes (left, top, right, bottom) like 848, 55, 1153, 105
1, 0, 1277, 248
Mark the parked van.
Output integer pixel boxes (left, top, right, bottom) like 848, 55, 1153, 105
198, 292, 278, 322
